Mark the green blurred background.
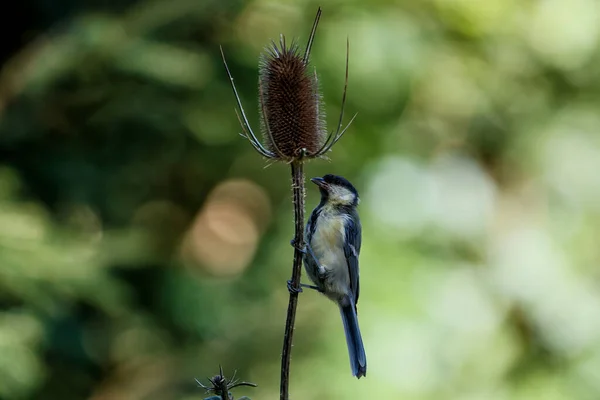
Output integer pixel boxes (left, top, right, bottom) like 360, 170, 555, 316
2, 0, 600, 399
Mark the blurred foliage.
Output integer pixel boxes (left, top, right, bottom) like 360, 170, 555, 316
2, 0, 600, 399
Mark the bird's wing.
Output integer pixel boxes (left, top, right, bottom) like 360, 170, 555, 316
344, 211, 362, 305
306, 207, 320, 243
303, 207, 322, 274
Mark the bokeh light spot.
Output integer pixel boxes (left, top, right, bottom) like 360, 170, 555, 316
181, 179, 271, 277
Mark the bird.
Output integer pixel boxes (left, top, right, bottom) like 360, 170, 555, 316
296, 173, 366, 378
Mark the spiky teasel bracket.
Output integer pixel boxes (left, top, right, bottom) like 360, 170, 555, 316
220, 7, 355, 400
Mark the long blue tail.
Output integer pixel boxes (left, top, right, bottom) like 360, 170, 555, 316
339, 299, 367, 378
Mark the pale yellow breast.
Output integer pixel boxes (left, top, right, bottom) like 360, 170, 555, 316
311, 213, 346, 265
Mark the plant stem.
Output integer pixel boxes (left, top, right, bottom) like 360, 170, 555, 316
280, 160, 305, 400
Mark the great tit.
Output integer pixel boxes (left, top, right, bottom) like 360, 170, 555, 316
302, 173, 366, 378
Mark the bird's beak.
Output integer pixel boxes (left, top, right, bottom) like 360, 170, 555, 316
310, 177, 327, 188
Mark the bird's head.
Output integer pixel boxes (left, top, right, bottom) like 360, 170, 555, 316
311, 174, 359, 207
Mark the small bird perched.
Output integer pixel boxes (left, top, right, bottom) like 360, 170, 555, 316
298, 173, 366, 378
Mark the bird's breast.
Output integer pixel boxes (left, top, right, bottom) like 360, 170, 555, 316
312, 214, 344, 249
310, 213, 348, 269
308, 213, 350, 298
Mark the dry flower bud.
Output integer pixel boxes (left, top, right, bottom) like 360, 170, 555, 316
221, 7, 356, 163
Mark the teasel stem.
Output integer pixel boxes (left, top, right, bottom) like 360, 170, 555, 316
279, 160, 305, 400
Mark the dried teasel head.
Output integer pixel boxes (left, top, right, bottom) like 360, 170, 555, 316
220, 7, 356, 163
195, 366, 257, 397
258, 35, 325, 160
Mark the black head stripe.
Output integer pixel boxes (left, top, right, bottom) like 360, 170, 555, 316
322, 174, 358, 197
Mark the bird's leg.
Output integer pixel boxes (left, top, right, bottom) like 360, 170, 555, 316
290, 238, 321, 269
302, 283, 323, 292
287, 240, 324, 294
306, 244, 321, 270
287, 280, 322, 294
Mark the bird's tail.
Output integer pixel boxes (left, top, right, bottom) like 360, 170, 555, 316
339, 298, 367, 378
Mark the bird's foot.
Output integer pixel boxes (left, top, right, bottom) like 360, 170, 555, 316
290, 238, 306, 254
287, 279, 303, 294
287, 280, 323, 294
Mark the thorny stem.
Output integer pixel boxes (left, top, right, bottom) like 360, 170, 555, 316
280, 160, 305, 400
217, 380, 229, 400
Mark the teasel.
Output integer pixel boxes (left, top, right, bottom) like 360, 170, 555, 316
220, 9, 354, 399
220, 7, 356, 162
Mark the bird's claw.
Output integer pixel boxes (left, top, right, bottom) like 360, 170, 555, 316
287, 279, 303, 294
290, 238, 306, 253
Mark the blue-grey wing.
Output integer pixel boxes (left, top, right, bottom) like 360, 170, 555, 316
306, 207, 320, 243
303, 207, 322, 286
344, 211, 362, 305
305, 207, 321, 262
